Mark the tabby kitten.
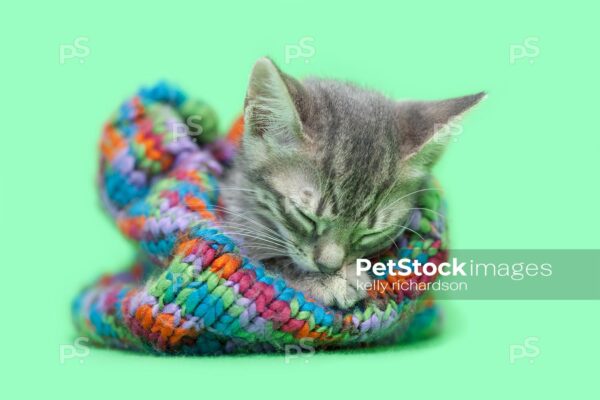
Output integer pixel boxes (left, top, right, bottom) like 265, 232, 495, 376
220, 57, 484, 308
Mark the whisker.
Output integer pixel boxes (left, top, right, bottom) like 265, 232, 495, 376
212, 205, 284, 239
378, 188, 442, 214
381, 231, 401, 253
219, 231, 291, 250
398, 207, 446, 220
396, 224, 425, 241
203, 186, 264, 195
217, 222, 293, 247
237, 244, 291, 254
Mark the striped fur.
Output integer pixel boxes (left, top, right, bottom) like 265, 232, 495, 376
223, 58, 483, 307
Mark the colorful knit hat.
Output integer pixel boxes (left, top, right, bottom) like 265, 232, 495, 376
72, 82, 448, 355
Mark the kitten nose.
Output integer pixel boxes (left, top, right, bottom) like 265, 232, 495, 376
314, 242, 345, 273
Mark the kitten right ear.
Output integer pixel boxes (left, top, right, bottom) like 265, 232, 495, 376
397, 92, 486, 162
244, 57, 307, 148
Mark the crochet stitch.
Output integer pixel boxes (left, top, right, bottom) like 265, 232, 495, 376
72, 82, 449, 355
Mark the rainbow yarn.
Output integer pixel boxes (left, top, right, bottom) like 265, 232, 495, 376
71, 82, 449, 354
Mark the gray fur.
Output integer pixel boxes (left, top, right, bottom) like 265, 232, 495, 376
220, 57, 484, 308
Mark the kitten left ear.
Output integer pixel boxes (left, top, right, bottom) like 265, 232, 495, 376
244, 57, 308, 148
397, 92, 486, 162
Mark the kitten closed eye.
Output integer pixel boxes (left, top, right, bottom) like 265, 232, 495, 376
285, 205, 317, 234
354, 229, 396, 250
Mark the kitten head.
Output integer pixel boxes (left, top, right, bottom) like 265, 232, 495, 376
239, 57, 484, 274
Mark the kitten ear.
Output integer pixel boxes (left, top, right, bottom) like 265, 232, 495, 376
397, 92, 486, 162
244, 57, 307, 148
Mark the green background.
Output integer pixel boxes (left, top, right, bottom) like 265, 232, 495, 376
1, 0, 597, 398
